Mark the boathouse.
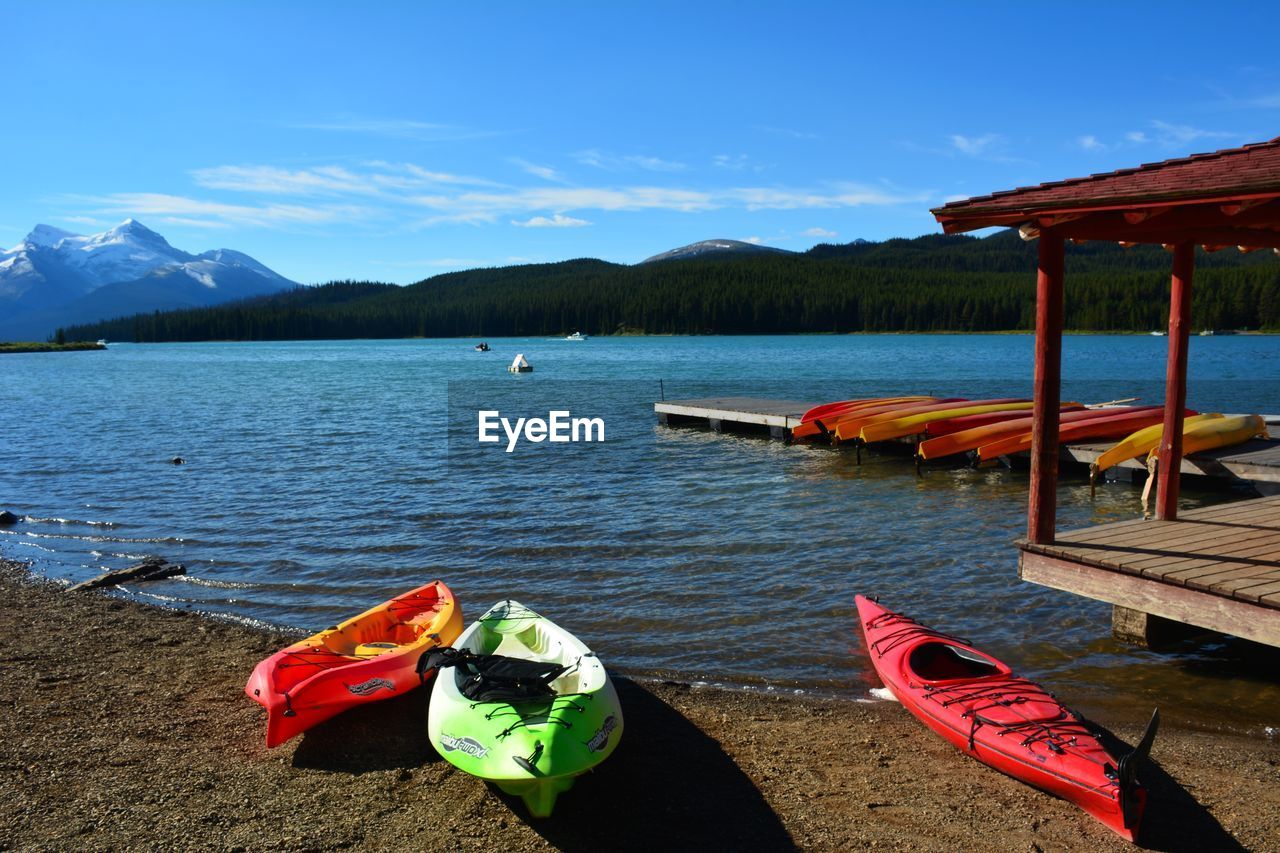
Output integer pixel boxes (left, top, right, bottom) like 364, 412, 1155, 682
933, 137, 1280, 647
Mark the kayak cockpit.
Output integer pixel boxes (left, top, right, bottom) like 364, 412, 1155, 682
907, 641, 1009, 684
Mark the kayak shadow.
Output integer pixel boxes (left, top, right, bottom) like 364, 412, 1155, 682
508, 677, 795, 852
1093, 728, 1242, 852
291, 685, 440, 772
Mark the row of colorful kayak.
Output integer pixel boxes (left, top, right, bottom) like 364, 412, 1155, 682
246, 582, 1156, 841
244, 582, 622, 818
793, 394, 1268, 470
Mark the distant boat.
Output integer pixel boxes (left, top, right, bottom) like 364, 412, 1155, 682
1199, 330, 1215, 336
474, 342, 490, 351
564, 331, 588, 341
96, 339, 108, 346
1149, 331, 1165, 336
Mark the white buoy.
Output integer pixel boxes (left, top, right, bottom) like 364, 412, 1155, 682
508, 353, 532, 373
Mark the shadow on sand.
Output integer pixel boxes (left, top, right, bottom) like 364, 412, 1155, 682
291, 684, 439, 773
293, 676, 792, 850
1093, 727, 1242, 852
508, 678, 794, 852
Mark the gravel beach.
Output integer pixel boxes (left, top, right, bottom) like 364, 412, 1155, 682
1, 559, 1276, 851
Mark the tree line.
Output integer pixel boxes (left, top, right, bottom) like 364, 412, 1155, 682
62, 230, 1280, 342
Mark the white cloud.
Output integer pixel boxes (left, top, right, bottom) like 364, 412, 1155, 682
509, 158, 566, 182
1077, 134, 1105, 152
713, 153, 765, 172
741, 236, 764, 245
950, 133, 1001, 157
1125, 131, 1149, 144
802, 227, 837, 238
511, 214, 591, 228
755, 125, 819, 140
285, 117, 494, 142
59, 215, 106, 227
1146, 120, 1238, 148
575, 149, 687, 172
69, 192, 372, 229
192, 165, 375, 196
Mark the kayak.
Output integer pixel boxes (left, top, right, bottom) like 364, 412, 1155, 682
917, 406, 1164, 461
975, 407, 1191, 462
799, 396, 930, 424
828, 398, 971, 444
1091, 413, 1224, 479
835, 398, 1033, 444
855, 595, 1156, 843
425, 600, 623, 818
921, 405, 1085, 439
792, 397, 935, 442
245, 580, 463, 748
1149, 414, 1268, 462
858, 400, 1037, 445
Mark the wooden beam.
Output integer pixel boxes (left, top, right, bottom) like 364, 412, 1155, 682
1156, 243, 1194, 520
1019, 549, 1280, 647
1028, 231, 1065, 544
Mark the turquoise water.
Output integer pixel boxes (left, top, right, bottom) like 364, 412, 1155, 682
2, 335, 1278, 735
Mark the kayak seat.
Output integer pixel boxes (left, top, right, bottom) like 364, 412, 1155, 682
908, 641, 1005, 683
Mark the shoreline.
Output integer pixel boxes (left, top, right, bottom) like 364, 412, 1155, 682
3, 559, 1276, 851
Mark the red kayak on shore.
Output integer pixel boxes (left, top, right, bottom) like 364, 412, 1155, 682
855, 595, 1157, 842
245, 580, 463, 747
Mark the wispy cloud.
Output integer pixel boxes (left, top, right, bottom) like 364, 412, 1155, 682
1076, 134, 1105, 152
575, 149, 687, 172
712, 153, 765, 172
511, 213, 591, 228
65, 162, 930, 232
950, 133, 1002, 157
284, 117, 496, 142
741, 236, 764, 245
755, 125, 819, 140
509, 158, 567, 183
59, 215, 107, 227
67, 192, 373, 229
802, 227, 837, 238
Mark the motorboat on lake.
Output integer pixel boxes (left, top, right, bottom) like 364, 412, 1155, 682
474, 342, 490, 351
564, 331, 588, 341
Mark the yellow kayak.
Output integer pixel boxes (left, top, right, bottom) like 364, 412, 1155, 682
1146, 414, 1268, 461
1090, 414, 1224, 479
858, 401, 1037, 445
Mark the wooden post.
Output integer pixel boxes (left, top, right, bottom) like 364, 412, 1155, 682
1156, 242, 1195, 521
1028, 231, 1065, 544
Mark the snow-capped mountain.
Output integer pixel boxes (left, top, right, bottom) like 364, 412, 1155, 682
640, 238, 795, 264
0, 220, 297, 340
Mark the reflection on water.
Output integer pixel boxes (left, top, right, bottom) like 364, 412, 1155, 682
1, 336, 1278, 737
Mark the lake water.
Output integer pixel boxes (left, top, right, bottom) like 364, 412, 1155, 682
3, 335, 1278, 737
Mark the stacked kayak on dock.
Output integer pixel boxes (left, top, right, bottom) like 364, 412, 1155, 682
792, 393, 1269, 472
855, 595, 1158, 843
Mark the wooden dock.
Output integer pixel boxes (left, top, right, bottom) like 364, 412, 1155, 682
1019, 496, 1280, 647
655, 397, 814, 440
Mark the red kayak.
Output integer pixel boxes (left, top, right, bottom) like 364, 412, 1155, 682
855, 595, 1157, 842
245, 580, 464, 747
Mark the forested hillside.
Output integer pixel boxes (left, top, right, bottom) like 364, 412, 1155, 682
63, 230, 1280, 341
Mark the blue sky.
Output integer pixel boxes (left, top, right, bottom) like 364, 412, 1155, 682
4, 2, 1280, 284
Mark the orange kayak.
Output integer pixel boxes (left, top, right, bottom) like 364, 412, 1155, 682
921, 405, 1085, 439
792, 397, 935, 442
859, 400, 1037, 445
917, 406, 1162, 461
834, 399, 1026, 444
826, 399, 969, 444
976, 408, 1191, 462
245, 580, 463, 747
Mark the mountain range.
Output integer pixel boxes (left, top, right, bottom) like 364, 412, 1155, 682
0, 220, 297, 340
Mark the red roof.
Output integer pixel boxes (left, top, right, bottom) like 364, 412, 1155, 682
933, 137, 1280, 249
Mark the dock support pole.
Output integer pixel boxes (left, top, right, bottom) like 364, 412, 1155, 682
1028, 231, 1065, 545
1156, 242, 1195, 521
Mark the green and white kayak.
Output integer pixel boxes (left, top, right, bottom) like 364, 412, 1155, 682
424, 600, 623, 818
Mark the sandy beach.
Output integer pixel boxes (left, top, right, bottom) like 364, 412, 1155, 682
1, 558, 1276, 852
